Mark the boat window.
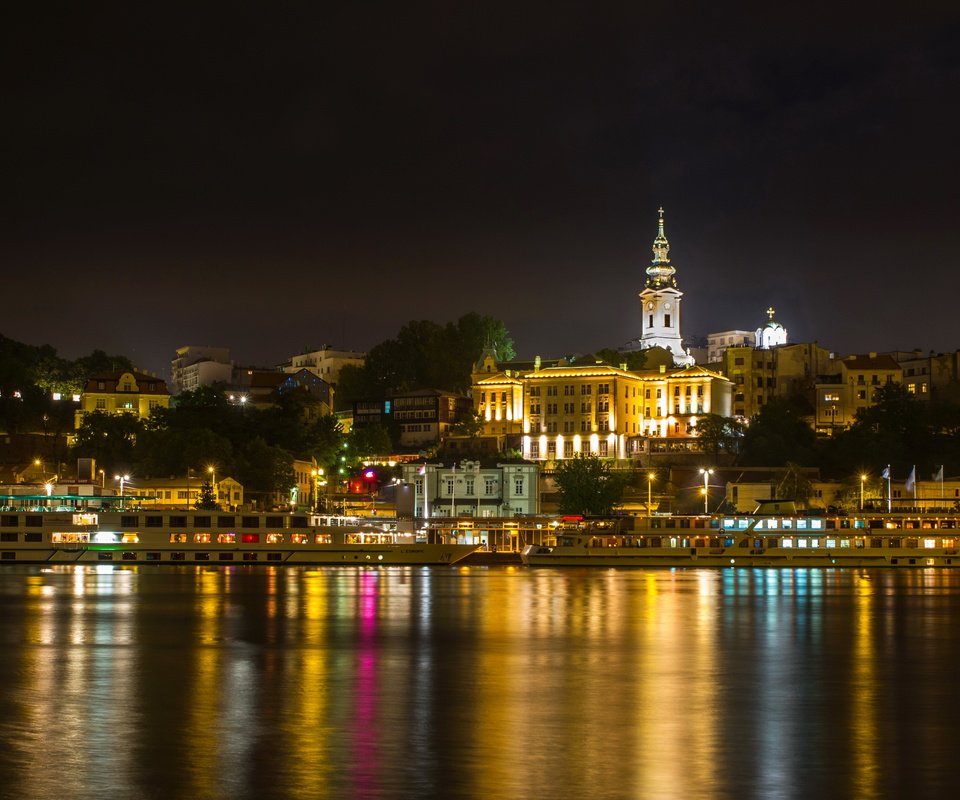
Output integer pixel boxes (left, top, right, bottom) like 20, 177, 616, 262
797, 538, 808, 548
121, 533, 139, 543
170, 552, 185, 561
796, 519, 808, 530
291, 533, 309, 544
194, 533, 211, 543
924, 539, 936, 549
98, 552, 113, 561
169, 533, 187, 543
906, 539, 918, 548
650, 537, 661, 547
889, 538, 901, 548
266, 533, 283, 544
145, 516, 163, 528
840, 539, 851, 548
122, 552, 137, 561
217, 516, 235, 527
120, 515, 138, 527
241, 534, 260, 544
242, 553, 258, 561
193, 516, 211, 527
669, 537, 678, 548
0, 533, 16, 542
782, 538, 794, 548
266, 516, 285, 527
826, 539, 836, 548
25, 532, 42, 542
1, 516, 18, 527
290, 516, 308, 527
195, 553, 210, 561
737, 518, 751, 529
169, 516, 187, 528
217, 533, 235, 543
218, 553, 234, 561
146, 552, 161, 560
780, 519, 791, 529
314, 534, 332, 544
267, 553, 282, 561
811, 520, 823, 530
1, 552, 15, 560
242, 516, 259, 528
871, 538, 883, 548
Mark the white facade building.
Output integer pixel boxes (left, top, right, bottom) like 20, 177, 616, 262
401, 460, 540, 518
170, 346, 233, 394
284, 346, 365, 384
756, 307, 788, 349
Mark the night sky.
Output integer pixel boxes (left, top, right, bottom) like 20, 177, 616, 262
5, 3, 959, 379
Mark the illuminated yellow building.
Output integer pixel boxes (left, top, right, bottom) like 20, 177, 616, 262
472, 354, 732, 462
74, 370, 171, 429
815, 353, 903, 434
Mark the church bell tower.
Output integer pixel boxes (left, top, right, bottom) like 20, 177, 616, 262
638, 208, 694, 366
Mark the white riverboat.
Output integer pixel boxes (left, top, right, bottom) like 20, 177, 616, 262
0, 507, 478, 566
521, 506, 960, 568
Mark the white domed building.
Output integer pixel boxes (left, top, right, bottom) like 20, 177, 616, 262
755, 307, 787, 349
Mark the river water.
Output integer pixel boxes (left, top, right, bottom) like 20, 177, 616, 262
0, 565, 958, 800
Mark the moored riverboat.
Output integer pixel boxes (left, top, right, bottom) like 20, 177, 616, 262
0, 508, 478, 566
521, 508, 960, 568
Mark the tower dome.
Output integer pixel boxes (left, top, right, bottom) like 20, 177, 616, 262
756, 307, 787, 349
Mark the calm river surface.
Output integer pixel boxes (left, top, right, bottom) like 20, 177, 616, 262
1, 565, 959, 800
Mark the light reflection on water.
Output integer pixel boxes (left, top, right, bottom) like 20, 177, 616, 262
1, 565, 959, 800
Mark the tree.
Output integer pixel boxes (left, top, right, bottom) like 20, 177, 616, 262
71, 410, 143, 475
333, 313, 516, 402
554, 454, 626, 516
593, 348, 647, 371
348, 424, 393, 459
692, 414, 743, 463
740, 397, 817, 467
194, 478, 219, 510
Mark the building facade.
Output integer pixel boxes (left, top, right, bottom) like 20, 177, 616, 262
401, 460, 540, 518
284, 346, 366, 385
74, 371, 171, 429
706, 330, 755, 364
815, 353, 903, 434
170, 346, 232, 394
719, 341, 834, 420
472, 356, 732, 463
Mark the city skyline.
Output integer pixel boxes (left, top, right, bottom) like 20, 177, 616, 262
5, 5, 959, 378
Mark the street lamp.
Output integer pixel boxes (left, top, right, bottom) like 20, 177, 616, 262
208, 466, 217, 507
114, 474, 130, 510
860, 474, 867, 511
647, 472, 656, 517
699, 468, 714, 515
311, 468, 325, 512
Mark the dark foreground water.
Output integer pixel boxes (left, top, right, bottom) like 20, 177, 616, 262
1, 566, 958, 800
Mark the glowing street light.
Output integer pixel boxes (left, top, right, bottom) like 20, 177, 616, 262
311, 467, 325, 512
208, 466, 217, 507
860, 473, 867, 511
699, 468, 714, 515
647, 471, 656, 517
115, 474, 130, 509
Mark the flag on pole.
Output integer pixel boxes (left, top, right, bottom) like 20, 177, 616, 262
881, 466, 890, 480
933, 465, 944, 482
905, 466, 916, 492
